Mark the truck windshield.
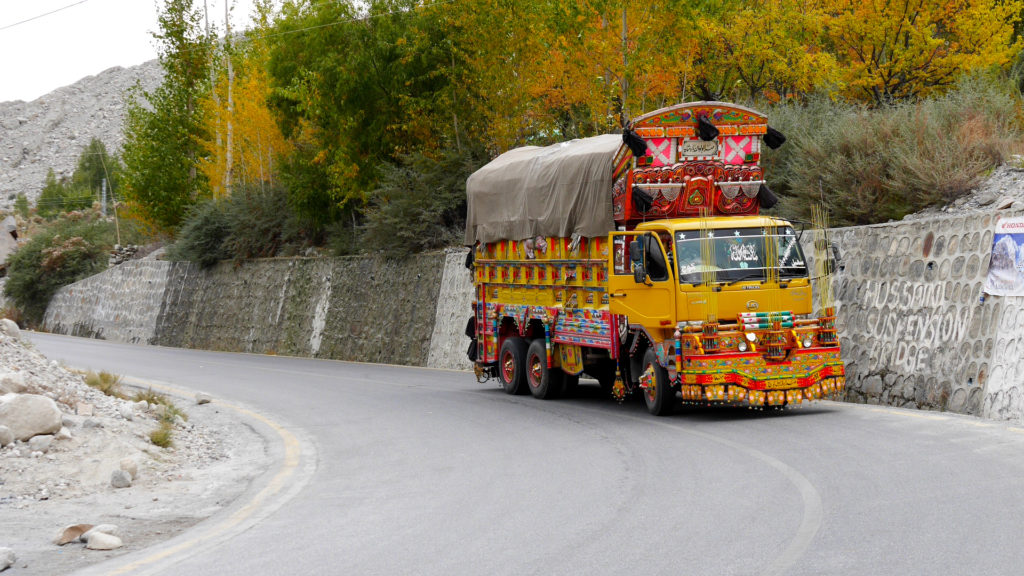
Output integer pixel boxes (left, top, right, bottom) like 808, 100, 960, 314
675, 226, 807, 284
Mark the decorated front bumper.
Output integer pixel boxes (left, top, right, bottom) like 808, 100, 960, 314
676, 347, 845, 406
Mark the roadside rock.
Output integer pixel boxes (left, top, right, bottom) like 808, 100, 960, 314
110, 469, 132, 489
0, 394, 62, 441
0, 547, 15, 571
118, 404, 133, 421
27, 434, 53, 454
120, 457, 138, 480
195, 392, 212, 405
81, 525, 119, 542
85, 532, 122, 551
55, 525, 93, 546
0, 425, 12, 447
75, 402, 94, 416
0, 319, 20, 340
0, 372, 26, 394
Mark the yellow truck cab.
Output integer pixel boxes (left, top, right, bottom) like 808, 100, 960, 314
465, 102, 844, 415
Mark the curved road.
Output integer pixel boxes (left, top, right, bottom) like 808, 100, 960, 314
29, 333, 1024, 576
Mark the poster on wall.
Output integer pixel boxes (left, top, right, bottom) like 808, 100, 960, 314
984, 216, 1024, 296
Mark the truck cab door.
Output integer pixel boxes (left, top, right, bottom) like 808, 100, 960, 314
608, 232, 676, 331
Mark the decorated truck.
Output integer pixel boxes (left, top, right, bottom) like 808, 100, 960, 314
464, 102, 845, 415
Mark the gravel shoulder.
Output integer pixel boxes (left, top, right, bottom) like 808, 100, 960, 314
0, 329, 274, 575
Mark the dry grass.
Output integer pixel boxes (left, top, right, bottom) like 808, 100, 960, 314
83, 370, 125, 399
149, 423, 173, 448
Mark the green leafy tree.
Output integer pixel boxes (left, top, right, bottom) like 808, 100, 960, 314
69, 138, 121, 207
37, 169, 67, 218
267, 0, 479, 233
121, 0, 213, 235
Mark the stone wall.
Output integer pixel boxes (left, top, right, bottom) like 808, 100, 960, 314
41, 211, 1024, 423
831, 211, 1024, 420
42, 260, 171, 343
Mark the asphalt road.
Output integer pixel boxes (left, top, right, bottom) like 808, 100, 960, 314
28, 333, 1024, 576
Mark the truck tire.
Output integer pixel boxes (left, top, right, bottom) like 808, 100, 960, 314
641, 348, 674, 416
499, 337, 529, 395
526, 339, 563, 399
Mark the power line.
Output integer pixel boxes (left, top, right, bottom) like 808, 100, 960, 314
0, 0, 92, 32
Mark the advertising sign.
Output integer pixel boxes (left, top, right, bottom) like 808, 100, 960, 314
984, 216, 1024, 296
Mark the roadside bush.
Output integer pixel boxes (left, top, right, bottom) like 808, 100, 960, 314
222, 185, 302, 260
3, 211, 114, 326
170, 186, 304, 266
763, 75, 1023, 225
361, 145, 486, 258
166, 199, 230, 268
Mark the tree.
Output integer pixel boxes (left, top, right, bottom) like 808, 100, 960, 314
200, 3, 293, 197
69, 138, 120, 207
121, 0, 214, 235
824, 0, 1024, 103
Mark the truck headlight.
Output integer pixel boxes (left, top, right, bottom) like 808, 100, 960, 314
802, 336, 813, 348
737, 341, 748, 352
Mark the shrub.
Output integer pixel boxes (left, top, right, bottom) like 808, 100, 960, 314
361, 145, 486, 258
166, 199, 230, 268
170, 186, 305, 266
762, 75, 1023, 226
3, 212, 114, 326
222, 185, 302, 261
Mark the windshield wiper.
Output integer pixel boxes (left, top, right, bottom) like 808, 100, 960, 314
725, 271, 764, 286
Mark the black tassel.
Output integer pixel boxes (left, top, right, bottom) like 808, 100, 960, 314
622, 128, 647, 158
632, 186, 653, 213
764, 126, 786, 149
758, 183, 778, 209
464, 249, 474, 270
697, 115, 719, 141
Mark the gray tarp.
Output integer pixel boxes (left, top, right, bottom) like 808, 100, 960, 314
465, 134, 622, 245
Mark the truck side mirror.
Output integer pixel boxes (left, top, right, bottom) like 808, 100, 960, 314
629, 239, 646, 284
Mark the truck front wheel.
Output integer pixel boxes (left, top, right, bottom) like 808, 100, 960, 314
499, 337, 529, 395
526, 339, 563, 399
641, 348, 674, 416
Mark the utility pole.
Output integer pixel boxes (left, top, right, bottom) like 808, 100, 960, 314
100, 178, 107, 217
224, 0, 234, 197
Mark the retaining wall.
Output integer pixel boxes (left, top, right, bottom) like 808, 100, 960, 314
42, 210, 1024, 423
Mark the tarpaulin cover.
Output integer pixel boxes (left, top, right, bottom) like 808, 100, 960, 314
465, 134, 622, 245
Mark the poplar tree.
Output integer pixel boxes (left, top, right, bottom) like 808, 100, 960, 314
121, 0, 214, 234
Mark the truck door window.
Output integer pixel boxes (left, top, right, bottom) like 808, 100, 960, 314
612, 234, 670, 282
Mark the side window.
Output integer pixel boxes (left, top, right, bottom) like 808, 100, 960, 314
612, 234, 670, 282
644, 235, 669, 282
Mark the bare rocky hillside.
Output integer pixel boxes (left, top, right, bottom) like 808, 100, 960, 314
0, 61, 162, 212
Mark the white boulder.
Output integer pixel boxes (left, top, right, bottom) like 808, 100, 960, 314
27, 434, 53, 453
0, 425, 13, 448
0, 394, 63, 441
119, 457, 138, 480
0, 547, 15, 571
85, 531, 123, 550
0, 318, 20, 340
0, 372, 26, 394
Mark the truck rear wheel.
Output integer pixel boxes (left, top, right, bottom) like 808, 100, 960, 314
526, 339, 563, 399
499, 337, 529, 395
641, 348, 674, 416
